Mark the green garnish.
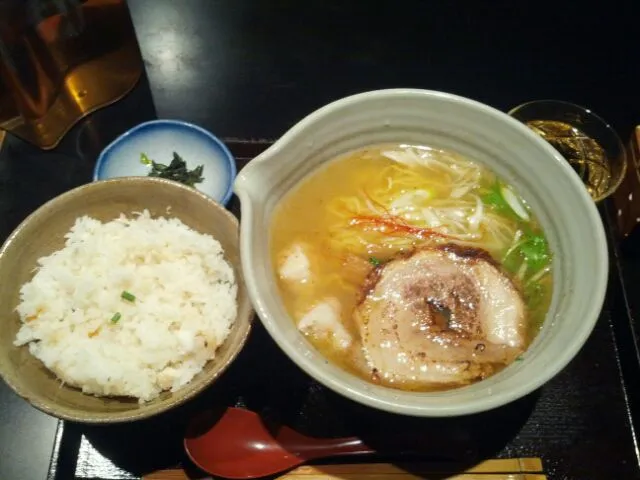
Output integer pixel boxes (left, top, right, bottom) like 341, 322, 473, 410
121, 291, 136, 302
503, 230, 551, 280
369, 256, 381, 266
482, 181, 530, 221
519, 234, 550, 271
140, 152, 152, 165
142, 152, 205, 188
111, 312, 122, 323
515, 356, 524, 362
481, 181, 512, 216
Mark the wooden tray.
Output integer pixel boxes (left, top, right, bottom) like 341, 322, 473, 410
144, 458, 546, 479
1, 78, 638, 480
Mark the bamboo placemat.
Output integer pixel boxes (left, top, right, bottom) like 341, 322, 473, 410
143, 458, 546, 480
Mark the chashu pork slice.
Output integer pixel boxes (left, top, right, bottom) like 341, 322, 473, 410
353, 244, 526, 388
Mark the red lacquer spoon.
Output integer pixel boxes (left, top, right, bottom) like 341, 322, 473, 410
184, 407, 374, 479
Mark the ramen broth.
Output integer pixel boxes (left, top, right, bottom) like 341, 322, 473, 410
270, 144, 553, 391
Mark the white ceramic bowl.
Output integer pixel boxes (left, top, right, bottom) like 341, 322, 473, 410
234, 89, 608, 417
94, 120, 236, 205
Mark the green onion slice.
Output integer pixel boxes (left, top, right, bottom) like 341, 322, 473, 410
121, 291, 136, 302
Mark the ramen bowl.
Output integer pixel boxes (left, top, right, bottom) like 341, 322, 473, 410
234, 89, 608, 417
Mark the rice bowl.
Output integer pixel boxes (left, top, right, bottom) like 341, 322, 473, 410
0, 177, 253, 423
15, 210, 238, 402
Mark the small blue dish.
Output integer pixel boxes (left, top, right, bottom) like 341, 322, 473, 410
94, 120, 236, 205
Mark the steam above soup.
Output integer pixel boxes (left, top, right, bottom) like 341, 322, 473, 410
271, 144, 552, 391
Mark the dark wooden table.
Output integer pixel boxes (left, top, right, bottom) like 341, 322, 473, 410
1, 1, 640, 479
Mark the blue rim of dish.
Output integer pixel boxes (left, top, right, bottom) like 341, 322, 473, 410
93, 119, 237, 206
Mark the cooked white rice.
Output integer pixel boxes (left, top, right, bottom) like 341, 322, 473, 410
14, 210, 237, 403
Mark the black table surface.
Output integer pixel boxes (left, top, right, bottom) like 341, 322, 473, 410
2, 1, 640, 479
